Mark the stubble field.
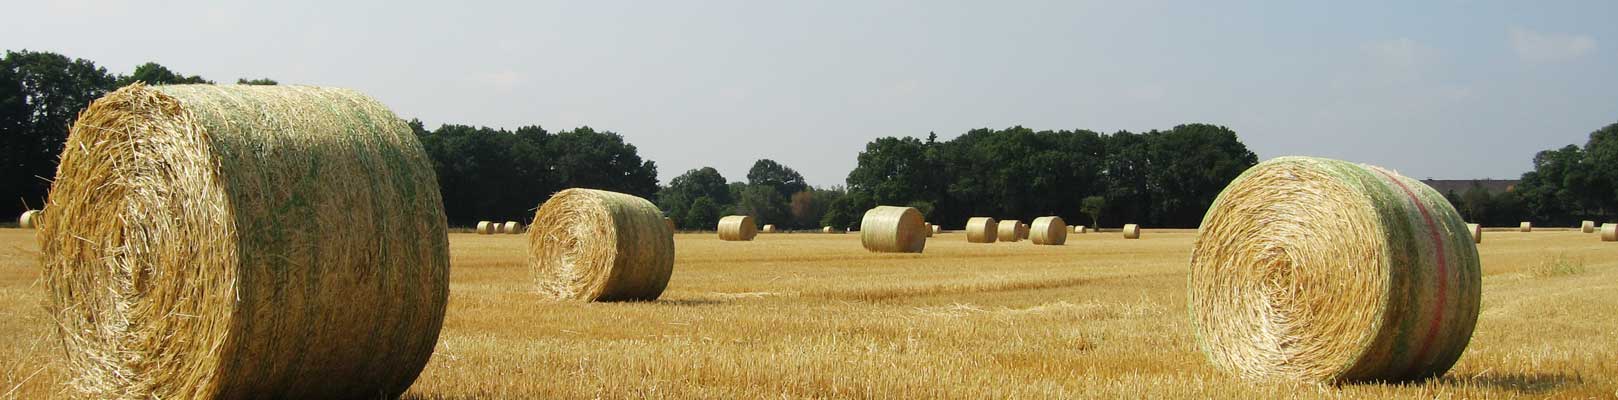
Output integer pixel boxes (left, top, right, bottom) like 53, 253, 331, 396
1, 228, 1614, 399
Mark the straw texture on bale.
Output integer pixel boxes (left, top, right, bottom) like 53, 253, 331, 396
476, 220, 495, 235
39, 84, 449, 399
527, 188, 674, 301
1466, 223, 1482, 244
718, 215, 757, 241
1030, 216, 1067, 245
762, 224, 777, 233
1520, 222, 1532, 232
1581, 220, 1595, 233
860, 206, 926, 253
997, 220, 1022, 242
18, 210, 40, 229
1603, 223, 1616, 242
502, 221, 524, 234
1189, 156, 1481, 383
965, 217, 997, 243
1122, 224, 1141, 239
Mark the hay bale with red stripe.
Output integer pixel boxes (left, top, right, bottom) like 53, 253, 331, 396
1189, 156, 1481, 383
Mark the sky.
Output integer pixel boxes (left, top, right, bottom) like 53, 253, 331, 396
5, 0, 1615, 186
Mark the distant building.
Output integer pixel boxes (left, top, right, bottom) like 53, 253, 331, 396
1420, 179, 1519, 195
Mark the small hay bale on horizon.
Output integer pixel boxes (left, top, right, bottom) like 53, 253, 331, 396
1073, 225, 1086, 234
1603, 223, 1616, 242
18, 210, 41, 229
822, 226, 837, 233
931, 224, 942, 235
997, 220, 1022, 242
718, 215, 757, 241
38, 84, 448, 398
965, 217, 997, 243
1581, 220, 1596, 233
762, 224, 777, 233
502, 221, 524, 234
527, 188, 674, 302
1467, 223, 1482, 244
476, 220, 495, 235
860, 206, 926, 253
1030, 216, 1067, 245
1189, 156, 1480, 383
1122, 224, 1141, 239
1520, 222, 1532, 232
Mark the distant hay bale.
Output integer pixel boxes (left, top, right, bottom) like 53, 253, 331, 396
1073, 225, 1086, 234
860, 206, 926, 253
1190, 156, 1481, 383
476, 221, 495, 235
1581, 220, 1595, 233
1603, 223, 1616, 242
822, 226, 835, 233
1122, 224, 1141, 239
718, 215, 757, 241
527, 188, 674, 301
502, 221, 524, 234
1018, 222, 1030, 239
762, 224, 777, 233
39, 84, 448, 398
18, 210, 41, 229
1030, 216, 1067, 245
665, 217, 675, 232
965, 217, 998, 243
923, 223, 934, 237
1520, 222, 1532, 232
1467, 223, 1482, 244
997, 220, 1022, 242
931, 224, 942, 235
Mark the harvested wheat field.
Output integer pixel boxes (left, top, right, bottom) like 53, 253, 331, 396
1, 228, 1615, 398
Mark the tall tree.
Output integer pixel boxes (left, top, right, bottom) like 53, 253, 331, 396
746, 159, 808, 198
0, 50, 118, 217
547, 126, 659, 199
659, 167, 732, 229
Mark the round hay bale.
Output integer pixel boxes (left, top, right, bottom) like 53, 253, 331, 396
1030, 216, 1067, 245
860, 206, 926, 253
1602, 223, 1616, 242
997, 220, 1022, 242
502, 221, 524, 234
762, 224, 777, 233
18, 209, 41, 229
1581, 220, 1595, 233
965, 217, 997, 243
39, 84, 448, 398
1189, 156, 1481, 383
665, 217, 675, 232
923, 223, 934, 237
1466, 223, 1482, 244
527, 188, 674, 301
1520, 222, 1532, 232
718, 215, 757, 241
1122, 224, 1141, 239
931, 224, 942, 235
1018, 222, 1030, 240
1074, 225, 1087, 234
476, 220, 495, 235
822, 226, 835, 233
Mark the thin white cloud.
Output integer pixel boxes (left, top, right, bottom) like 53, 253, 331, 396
1509, 26, 1595, 63
1364, 38, 1435, 71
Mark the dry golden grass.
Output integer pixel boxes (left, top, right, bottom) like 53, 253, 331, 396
2, 228, 1616, 398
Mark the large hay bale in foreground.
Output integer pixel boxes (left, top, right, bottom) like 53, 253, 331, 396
18, 210, 41, 229
1030, 216, 1067, 245
997, 220, 1022, 242
527, 188, 674, 301
1603, 223, 1616, 242
1581, 220, 1596, 233
476, 220, 496, 235
1466, 223, 1482, 244
40, 84, 448, 398
860, 206, 926, 253
965, 217, 997, 243
1189, 156, 1481, 383
1520, 222, 1532, 232
1122, 224, 1141, 239
718, 215, 757, 241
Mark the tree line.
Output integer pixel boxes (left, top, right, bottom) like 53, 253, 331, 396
4, 49, 1615, 230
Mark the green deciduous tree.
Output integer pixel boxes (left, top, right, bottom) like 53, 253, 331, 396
117, 62, 211, 86
236, 78, 278, 85
0, 50, 118, 217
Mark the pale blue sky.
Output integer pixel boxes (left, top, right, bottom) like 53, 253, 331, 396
5, 1, 1614, 186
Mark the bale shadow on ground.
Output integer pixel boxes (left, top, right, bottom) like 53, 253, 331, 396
1434, 372, 1582, 394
